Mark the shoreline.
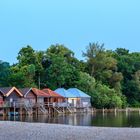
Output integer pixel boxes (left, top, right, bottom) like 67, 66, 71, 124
0, 121, 140, 140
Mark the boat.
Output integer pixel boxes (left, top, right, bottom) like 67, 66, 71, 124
8, 112, 19, 116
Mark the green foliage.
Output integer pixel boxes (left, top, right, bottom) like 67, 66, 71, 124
114, 48, 140, 107
76, 72, 96, 95
92, 83, 123, 108
8, 65, 36, 88
83, 43, 123, 93
45, 56, 77, 89
0, 61, 10, 86
46, 44, 74, 58
17, 45, 36, 66
2, 43, 140, 108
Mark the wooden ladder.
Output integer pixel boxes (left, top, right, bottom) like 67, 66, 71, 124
24, 103, 33, 115
66, 106, 73, 113
53, 106, 64, 114
38, 103, 48, 114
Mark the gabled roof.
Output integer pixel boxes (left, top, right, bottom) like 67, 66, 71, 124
19, 88, 33, 97
42, 88, 63, 98
0, 87, 12, 95
55, 88, 76, 98
19, 87, 49, 97
0, 87, 23, 97
32, 88, 49, 97
67, 88, 91, 98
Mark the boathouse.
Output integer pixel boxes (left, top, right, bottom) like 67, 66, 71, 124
31, 88, 49, 104
20, 87, 50, 105
42, 88, 64, 106
19, 88, 37, 106
54, 88, 78, 107
67, 88, 91, 107
0, 87, 23, 107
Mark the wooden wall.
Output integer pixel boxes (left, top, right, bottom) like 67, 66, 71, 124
0, 93, 4, 106
5, 90, 22, 102
24, 90, 37, 105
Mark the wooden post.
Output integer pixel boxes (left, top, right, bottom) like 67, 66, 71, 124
126, 108, 128, 116
48, 107, 50, 114
14, 102, 16, 121
7, 108, 10, 116
3, 108, 6, 117
103, 108, 105, 117
14, 102, 15, 116
92, 108, 94, 113
20, 107, 23, 121
35, 106, 37, 117
114, 108, 117, 116
63, 107, 64, 113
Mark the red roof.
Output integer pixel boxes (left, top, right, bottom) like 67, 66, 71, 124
32, 88, 49, 97
42, 88, 63, 98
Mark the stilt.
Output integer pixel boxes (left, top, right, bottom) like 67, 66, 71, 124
63, 107, 64, 113
20, 110, 23, 121
35, 107, 37, 116
126, 108, 128, 116
92, 108, 94, 113
14, 102, 16, 116
114, 108, 117, 116
3, 108, 6, 117
103, 108, 105, 117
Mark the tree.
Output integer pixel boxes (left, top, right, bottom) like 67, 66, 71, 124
16, 46, 46, 88
83, 43, 122, 93
40, 44, 82, 89
8, 64, 36, 88
0, 60, 10, 86
114, 49, 140, 106
83, 42, 105, 77
46, 44, 74, 59
76, 72, 96, 96
45, 56, 79, 89
124, 70, 140, 106
46, 44, 85, 71
92, 83, 123, 108
115, 48, 129, 56
17, 45, 36, 66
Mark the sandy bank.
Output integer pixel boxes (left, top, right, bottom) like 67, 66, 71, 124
0, 121, 140, 140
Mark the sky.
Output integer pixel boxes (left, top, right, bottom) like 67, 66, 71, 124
0, 0, 140, 64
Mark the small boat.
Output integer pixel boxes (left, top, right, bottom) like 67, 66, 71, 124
8, 112, 19, 116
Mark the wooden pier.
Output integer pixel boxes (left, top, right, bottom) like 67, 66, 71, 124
0, 102, 88, 117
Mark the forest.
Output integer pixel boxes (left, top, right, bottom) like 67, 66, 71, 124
1, 43, 140, 108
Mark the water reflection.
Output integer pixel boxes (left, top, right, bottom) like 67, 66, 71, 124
1, 112, 140, 127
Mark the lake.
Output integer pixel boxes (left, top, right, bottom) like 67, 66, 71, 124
1, 111, 140, 127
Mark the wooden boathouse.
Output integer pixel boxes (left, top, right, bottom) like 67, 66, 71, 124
42, 88, 64, 105
42, 88, 72, 113
0, 86, 91, 116
55, 88, 78, 107
67, 88, 91, 108
0, 87, 23, 116
19, 87, 49, 115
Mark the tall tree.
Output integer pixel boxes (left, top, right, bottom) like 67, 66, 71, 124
114, 48, 140, 106
17, 45, 36, 66
83, 43, 123, 93
0, 60, 10, 86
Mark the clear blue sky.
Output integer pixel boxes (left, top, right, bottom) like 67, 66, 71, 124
0, 0, 140, 64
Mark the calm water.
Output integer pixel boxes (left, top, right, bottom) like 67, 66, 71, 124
1, 112, 140, 127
